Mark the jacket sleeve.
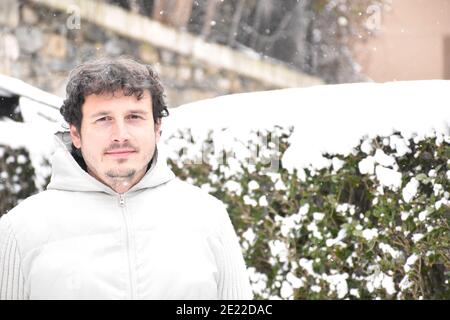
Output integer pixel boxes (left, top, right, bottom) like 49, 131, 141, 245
0, 215, 27, 300
212, 204, 254, 300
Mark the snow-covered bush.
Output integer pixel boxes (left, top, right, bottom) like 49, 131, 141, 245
0, 124, 448, 299
166, 127, 449, 300
0, 145, 40, 216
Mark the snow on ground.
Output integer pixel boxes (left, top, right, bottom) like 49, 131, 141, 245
162, 80, 450, 172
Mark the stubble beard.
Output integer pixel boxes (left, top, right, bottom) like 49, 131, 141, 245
104, 157, 152, 192
106, 168, 136, 180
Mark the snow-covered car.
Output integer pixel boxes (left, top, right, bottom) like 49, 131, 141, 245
0, 74, 64, 189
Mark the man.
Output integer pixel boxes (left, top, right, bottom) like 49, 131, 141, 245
0, 57, 253, 300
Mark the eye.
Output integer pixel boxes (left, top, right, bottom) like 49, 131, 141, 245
96, 116, 111, 122
128, 114, 143, 120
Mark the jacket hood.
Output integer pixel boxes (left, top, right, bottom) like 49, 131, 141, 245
46, 131, 175, 195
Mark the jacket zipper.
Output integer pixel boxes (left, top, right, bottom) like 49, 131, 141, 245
119, 194, 137, 299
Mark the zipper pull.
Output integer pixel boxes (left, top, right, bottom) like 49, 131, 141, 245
119, 194, 125, 207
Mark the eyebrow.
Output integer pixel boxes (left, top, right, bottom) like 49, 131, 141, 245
128, 110, 148, 115
90, 110, 148, 118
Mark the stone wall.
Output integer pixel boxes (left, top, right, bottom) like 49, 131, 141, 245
0, 0, 323, 107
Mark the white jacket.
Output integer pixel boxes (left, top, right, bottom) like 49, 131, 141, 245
0, 132, 253, 300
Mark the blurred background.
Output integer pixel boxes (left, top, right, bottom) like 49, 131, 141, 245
1, 0, 449, 107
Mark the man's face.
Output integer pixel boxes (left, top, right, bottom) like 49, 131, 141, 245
69, 90, 161, 194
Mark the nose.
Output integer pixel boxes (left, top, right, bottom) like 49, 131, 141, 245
111, 120, 130, 142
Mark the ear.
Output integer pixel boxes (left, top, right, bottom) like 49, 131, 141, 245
154, 119, 162, 144
69, 124, 82, 149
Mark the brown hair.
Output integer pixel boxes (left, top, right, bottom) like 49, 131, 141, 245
60, 56, 169, 133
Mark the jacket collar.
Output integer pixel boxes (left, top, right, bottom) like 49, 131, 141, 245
46, 131, 175, 195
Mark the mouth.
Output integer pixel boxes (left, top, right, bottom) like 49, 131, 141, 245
105, 150, 136, 157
